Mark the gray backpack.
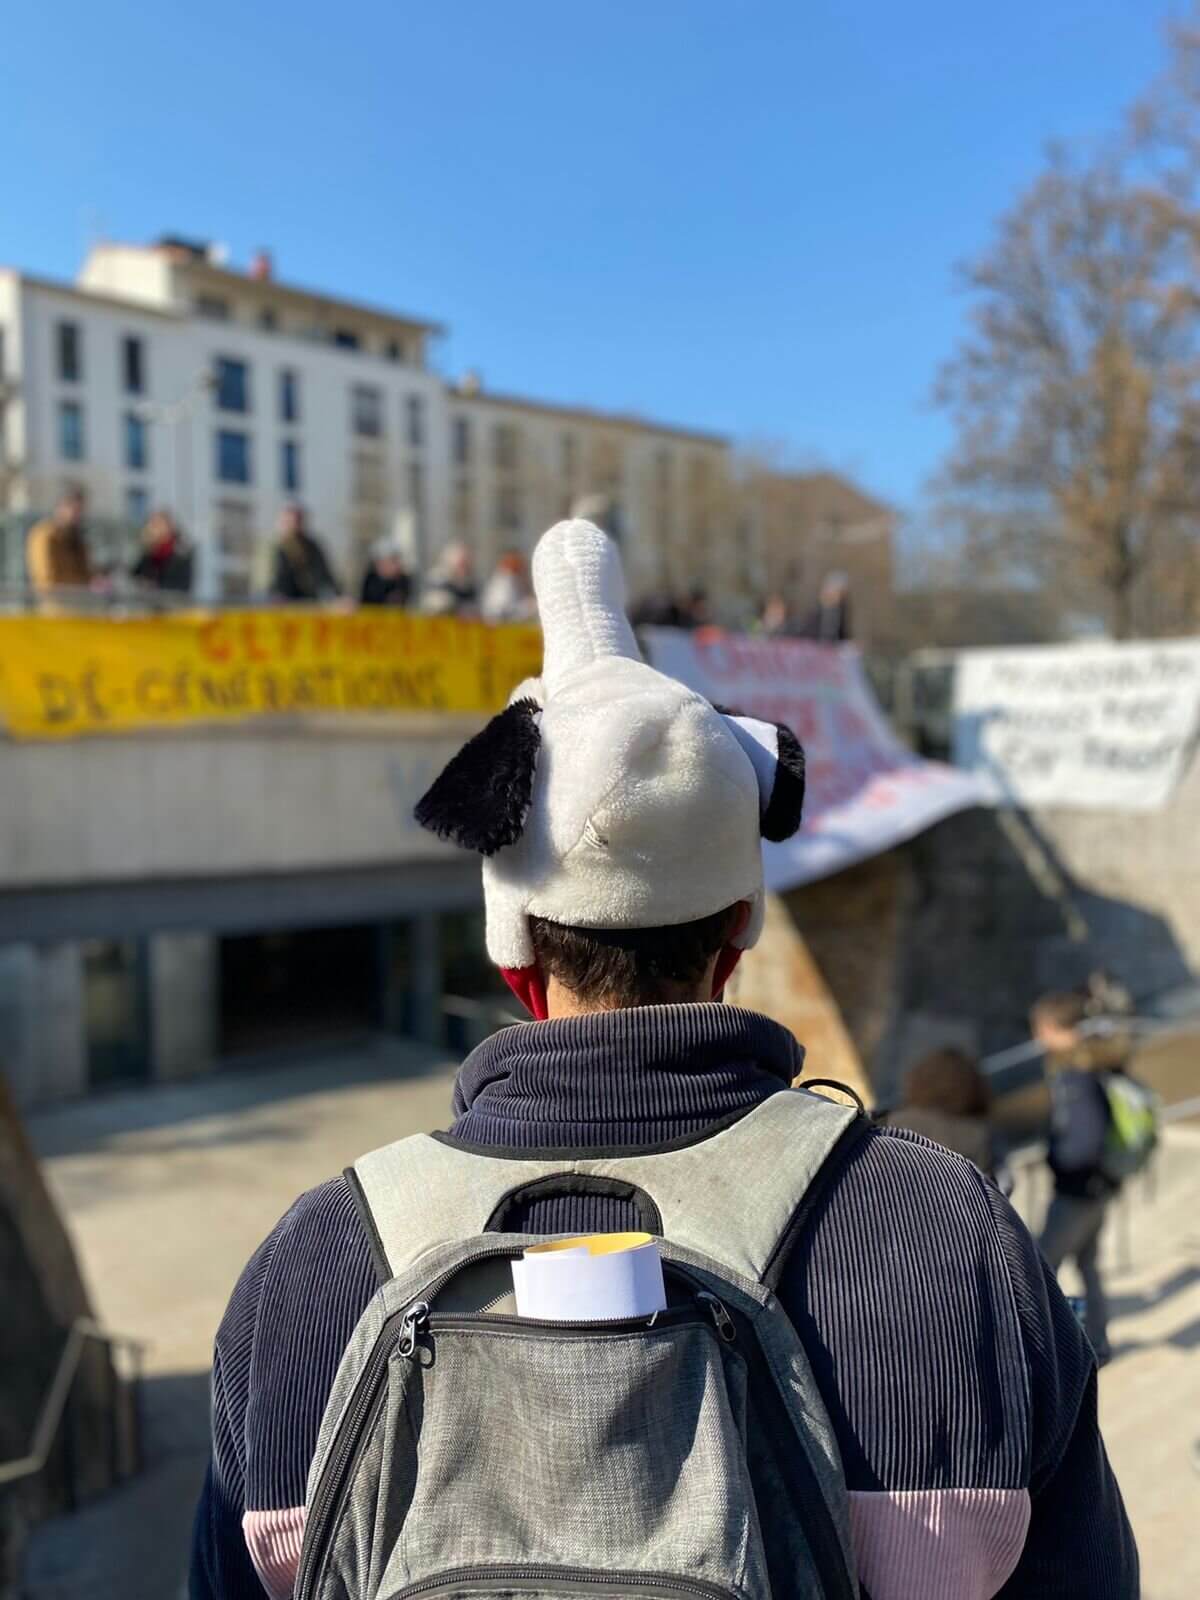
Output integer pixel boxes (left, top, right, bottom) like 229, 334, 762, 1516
295, 1090, 862, 1600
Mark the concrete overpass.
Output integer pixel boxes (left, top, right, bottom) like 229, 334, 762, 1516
0, 717, 487, 1107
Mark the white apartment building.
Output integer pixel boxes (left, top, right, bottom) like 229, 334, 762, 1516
0, 236, 747, 604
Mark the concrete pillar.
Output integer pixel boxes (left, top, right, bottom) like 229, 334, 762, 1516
410, 911, 443, 1047
148, 932, 218, 1082
0, 942, 87, 1109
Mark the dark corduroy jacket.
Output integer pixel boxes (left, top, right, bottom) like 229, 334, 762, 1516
190, 1005, 1137, 1600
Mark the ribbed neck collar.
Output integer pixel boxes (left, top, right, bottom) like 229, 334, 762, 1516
449, 1003, 802, 1152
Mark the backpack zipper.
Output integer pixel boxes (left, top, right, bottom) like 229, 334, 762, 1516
393, 1563, 738, 1598
401, 1292, 738, 1353
297, 1242, 555, 1597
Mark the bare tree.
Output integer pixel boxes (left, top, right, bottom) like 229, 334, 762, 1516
934, 143, 1200, 639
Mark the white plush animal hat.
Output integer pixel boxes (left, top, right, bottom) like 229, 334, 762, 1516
415, 520, 805, 969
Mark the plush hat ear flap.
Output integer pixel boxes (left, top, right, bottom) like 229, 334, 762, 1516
720, 712, 806, 842
414, 697, 541, 856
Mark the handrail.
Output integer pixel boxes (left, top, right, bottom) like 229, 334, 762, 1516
980, 1008, 1200, 1079
0, 1316, 145, 1488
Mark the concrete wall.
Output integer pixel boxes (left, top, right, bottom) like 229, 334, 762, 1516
1030, 749, 1200, 975
0, 945, 86, 1107
148, 933, 217, 1082
784, 752, 1199, 1102
0, 720, 470, 890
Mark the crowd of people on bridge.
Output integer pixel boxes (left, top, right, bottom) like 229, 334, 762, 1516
20, 492, 855, 640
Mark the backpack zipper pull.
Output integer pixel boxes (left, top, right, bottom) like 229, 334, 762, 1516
698, 1292, 738, 1344
399, 1301, 430, 1359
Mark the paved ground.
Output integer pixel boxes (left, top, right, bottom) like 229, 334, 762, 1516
23, 1039, 459, 1600
22, 1044, 1200, 1599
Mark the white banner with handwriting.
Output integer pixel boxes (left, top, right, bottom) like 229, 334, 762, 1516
953, 639, 1200, 811
644, 630, 984, 889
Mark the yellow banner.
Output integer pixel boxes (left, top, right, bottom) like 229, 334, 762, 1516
0, 610, 543, 740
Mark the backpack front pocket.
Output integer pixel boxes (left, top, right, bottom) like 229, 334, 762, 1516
381, 1307, 761, 1599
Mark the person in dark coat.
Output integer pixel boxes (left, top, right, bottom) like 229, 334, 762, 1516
191, 520, 1137, 1600
130, 510, 193, 595
802, 571, 852, 642
270, 503, 340, 602
1033, 990, 1128, 1364
359, 536, 412, 607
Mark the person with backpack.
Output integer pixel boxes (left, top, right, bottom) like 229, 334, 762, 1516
191, 521, 1137, 1600
1032, 989, 1158, 1367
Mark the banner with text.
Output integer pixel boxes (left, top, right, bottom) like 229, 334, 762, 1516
953, 639, 1200, 812
644, 630, 984, 889
0, 610, 544, 740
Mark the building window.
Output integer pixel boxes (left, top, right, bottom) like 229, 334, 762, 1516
281, 438, 301, 493
452, 415, 471, 466
496, 483, 522, 532
655, 448, 671, 491
494, 423, 520, 472
58, 400, 84, 461
125, 485, 150, 527
351, 384, 383, 438
57, 321, 82, 383
406, 395, 424, 449
214, 357, 250, 413
216, 429, 251, 484
333, 329, 360, 351
195, 296, 231, 321
351, 449, 386, 504
122, 335, 145, 395
259, 307, 277, 331
385, 338, 405, 363
124, 412, 149, 472
279, 369, 300, 424
561, 432, 577, 479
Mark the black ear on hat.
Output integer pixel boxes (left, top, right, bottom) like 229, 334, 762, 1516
760, 723, 806, 841
414, 697, 541, 856
718, 707, 806, 842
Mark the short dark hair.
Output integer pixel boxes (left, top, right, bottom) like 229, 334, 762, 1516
903, 1047, 990, 1119
529, 905, 740, 1007
1031, 991, 1088, 1033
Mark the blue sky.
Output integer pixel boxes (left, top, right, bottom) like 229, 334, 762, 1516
1, 0, 1179, 512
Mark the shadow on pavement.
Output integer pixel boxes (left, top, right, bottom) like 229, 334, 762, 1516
27, 1035, 456, 1160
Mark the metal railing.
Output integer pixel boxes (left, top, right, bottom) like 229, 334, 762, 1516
0, 1317, 145, 1497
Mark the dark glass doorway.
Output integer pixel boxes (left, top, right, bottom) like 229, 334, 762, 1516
219, 924, 378, 1057
84, 938, 150, 1087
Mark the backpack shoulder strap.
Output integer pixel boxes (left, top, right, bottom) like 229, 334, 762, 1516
353, 1089, 860, 1284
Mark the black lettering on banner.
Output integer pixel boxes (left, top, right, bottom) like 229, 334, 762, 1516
80, 667, 110, 723
259, 671, 282, 713
371, 670, 397, 709
135, 670, 176, 715
409, 663, 447, 710
1083, 737, 1178, 772
290, 669, 316, 709
196, 675, 224, 710
226, 667, 251, 710
314, 665, 339, 708
36, 674, 77, 724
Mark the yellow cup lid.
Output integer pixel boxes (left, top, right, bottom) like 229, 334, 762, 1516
524, 1232, 654, 1257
